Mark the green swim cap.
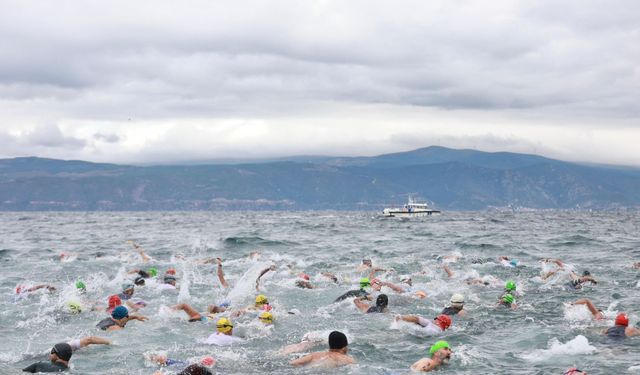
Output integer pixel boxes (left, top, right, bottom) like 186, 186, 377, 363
502, 293, 515, 304
429, 340, 451, 356
68, 301, 82, 313
75, 281, 86, 290
148, 267, 158, 277
360, 277, 371, 288
505, 280, 516, 291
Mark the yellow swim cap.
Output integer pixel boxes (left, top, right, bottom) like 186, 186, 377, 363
259, 311, 273, 324
216, 317, 233, 333
255, 294, 268, 305
68, 301, 82, 314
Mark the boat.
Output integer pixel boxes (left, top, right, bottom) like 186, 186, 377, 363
382, 197, 441, 217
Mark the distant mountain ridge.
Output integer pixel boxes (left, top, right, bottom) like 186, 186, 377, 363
1, 146, 639, 210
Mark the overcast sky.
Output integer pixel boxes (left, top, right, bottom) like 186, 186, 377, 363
1, 0, 639, 165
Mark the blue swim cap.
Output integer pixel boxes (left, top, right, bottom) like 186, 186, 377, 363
510, 259, 518, 266
219, 301, 230, 308
111, 306, 129, 319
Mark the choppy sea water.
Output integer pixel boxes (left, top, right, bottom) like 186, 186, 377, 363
0, 211, 639, 375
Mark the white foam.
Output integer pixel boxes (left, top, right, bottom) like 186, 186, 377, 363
522, 335, 596, 361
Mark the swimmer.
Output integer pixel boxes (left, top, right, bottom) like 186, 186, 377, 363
497, 293, 517, 310
15, 284, 56, 295
502, 280, 521, 298
22, 343, 73, 373
354, 294, 389, 313
118, 283, 135, 301
563, 368, 587, 375
321, 272, 339, 283
158, 274, 178, 290
147, 353, 215, 370
603, 313, 640, 339
173, 364, 214, 375
442, 294, 466, 317
356, 258, 373, 272
127, 240, 151, 263
216, 257, 229, 288
231, 294, 271, 318
204, 318, 244, 346
96, 306, 147, 331
566, 270, 597, 290
571, 298, 604, 320
498, 256, 518, 267
259, 311, 274, 325
295, 275, 314, 290
171, 303, 215, 322
255, 264, 277, 291
442, 264, 454, 278
107, 295, 122, 314
371, 278, 406, 294
410, 340, 452, 372
290, 331, 355, 367
334, 278, 371, 302
75, 281, 86, 293
395, 314, 451, 335
128, 267, 157, 278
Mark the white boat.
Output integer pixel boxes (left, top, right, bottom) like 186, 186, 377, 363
382, 197, 441, 217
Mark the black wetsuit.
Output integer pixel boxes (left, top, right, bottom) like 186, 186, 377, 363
441, 306, 463, 316
606, 325, 626, 339
22, 361, 68, 373
97, 317, 120, 330
366, 305, 385, 313
334, 288, 369, 302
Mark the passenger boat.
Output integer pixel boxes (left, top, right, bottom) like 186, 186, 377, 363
382, 197, 441, 217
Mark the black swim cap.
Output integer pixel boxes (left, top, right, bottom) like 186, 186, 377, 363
177, 364, 213, 375
376, 294, 389, 307
51, 343, 72, 361
582, 270, 590, 276
328, 331, 348, 349
138, 270, 150, 278
134, 276, 145, 286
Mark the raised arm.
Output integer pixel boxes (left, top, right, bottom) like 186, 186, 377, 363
368, 267, 385, 280
255, 265, 276, 291
79, 336, 111, 348
216, 258, 229, 289
442, 264, 454, 278
573, 298, 600, 318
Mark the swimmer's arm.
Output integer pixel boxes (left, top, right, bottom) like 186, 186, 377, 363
127, 268, 141, 274
127, 314, 148, 322
573, 299, 599, 317
353, 297, 370, 312
442, 264, 454, 278
106, 325, 123, 331
397, 315, 420, 325
411, 358, 436, 372
26, 285, 56, 292
216, 258, 229, 289
626, 327, 640, 337
79, 336, 111, 347
381, 281, 404, 293
542, 269, 560, 280
368, 267, 385, 280
321, 272, 338, 283
290, 353, 316, 366
281, 340, 320, 355
255, 265, 276, 291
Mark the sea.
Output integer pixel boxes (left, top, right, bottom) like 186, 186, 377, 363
0, 211, 639, 374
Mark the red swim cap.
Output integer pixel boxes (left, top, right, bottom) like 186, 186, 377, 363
615, 313, 629, 327
108, 295, 122, 312
435, 314, 452, 330
299, 273, 310, 281
166, 268, 177, 275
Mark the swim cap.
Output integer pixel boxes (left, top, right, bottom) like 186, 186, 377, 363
429, 340, 451, 356
108, 295, 122, 311
582, 270, 591, 276
328, 331, 348, 349
259, 311, 274, 323
359, 277, 371, 288
505, 280, 516, 291
219, 301, 230, 308
111, 305, 129, 320
134, 276, 145, 286
615, 313, 629, 327
502, 293, 515, 304
122, 283, 134, 292
299, 273, 310, 281
216, 317, 233, 333
435, 314, 452, 330
450, 293, 464, 306
75, 281, 86, 290
148, 267, 158, 277
51, 343, 73, 361
376, 294, 389, 307
255, 294, 268, 305
200, 356, 216, 366
510, 259, 518, 266
166, 268, 177, 275
178, 364, 213, 375
68, 301, 82, 314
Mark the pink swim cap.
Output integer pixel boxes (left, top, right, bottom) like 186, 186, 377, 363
201, 356, 216, 366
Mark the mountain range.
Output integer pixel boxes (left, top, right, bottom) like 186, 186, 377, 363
1, 146, 639, 210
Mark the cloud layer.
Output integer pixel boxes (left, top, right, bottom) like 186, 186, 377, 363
1, 1, 639, 165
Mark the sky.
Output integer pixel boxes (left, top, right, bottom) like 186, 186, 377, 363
1, 0, 639, 166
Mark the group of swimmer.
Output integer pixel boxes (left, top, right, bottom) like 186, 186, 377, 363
13, 242, 640, 374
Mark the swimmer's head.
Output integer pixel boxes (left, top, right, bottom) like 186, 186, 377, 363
148, 267, 158, 277
108, 295, 122, 312
134, 276, 145, 286
414, 290, 427, 299
435, 314, 452, 330
299, 273, 310, 281
111, 306, 129, 320
450, 293, 464, 308
429, 340, 451, 358
505, 280, 516, 292
200, 356, 216, 367
255, 294, 268, 307
216, 317, 233, 334
362, 259, 372, 267
615, 313, 629, 327
163, 275, 177, 286
166, 268, 177, 275
179, 364, 213, 375
259, 311, 274, 324
400, 277, 413, 286
582, 270, 591, 276
67, 301, 82, 314
376, 294, 389, 308
75, 280, 86, 292
359, 277, 371, 289
122, 283, 134, 294
502, 293, 515, 305
510, 259, 518, 267
564, 368, 587, 375
50, 343, 73, 362
328, 331, 348, 351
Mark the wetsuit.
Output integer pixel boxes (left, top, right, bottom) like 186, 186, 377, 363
441, 306, 462, 316
22, 361, 68, 373
366, 305, 385, 313
96, 317, 122, 330
606, 325, 626, 339
334, 288, 369, 302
